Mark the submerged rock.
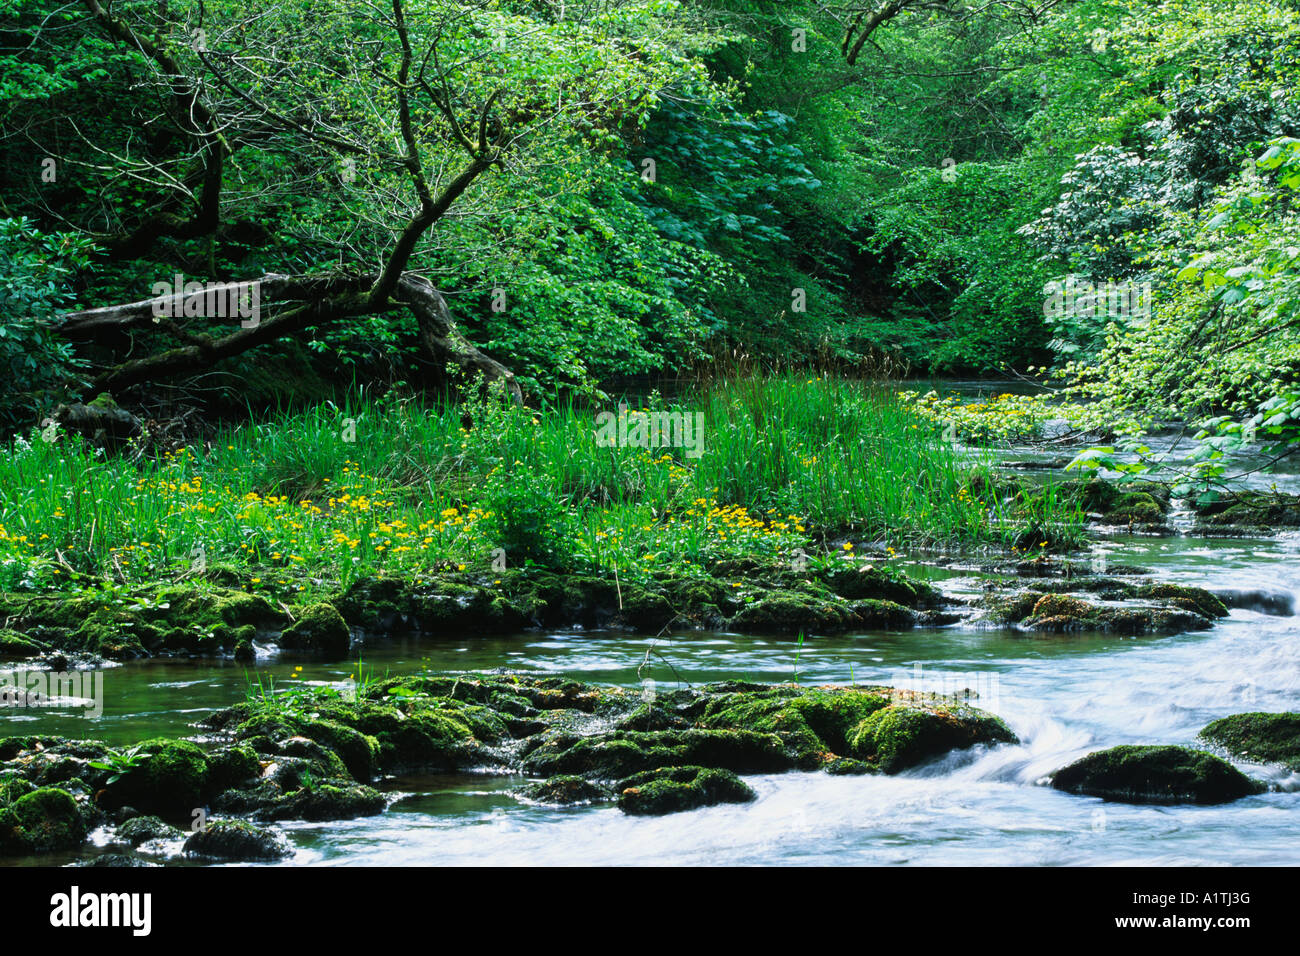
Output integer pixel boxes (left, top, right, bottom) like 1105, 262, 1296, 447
616, 766, 756, 815
1051, 745, 1265, 805
1200, 712, 1300, 772
183, 819, 291, 861
519, 775, 613, 806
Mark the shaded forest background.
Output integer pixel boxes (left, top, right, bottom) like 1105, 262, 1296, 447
2, 0, 1299, 440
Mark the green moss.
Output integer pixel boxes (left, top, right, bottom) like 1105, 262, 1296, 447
1136, 584, 1228, 620
1195, 491, 1300, 529
519, 775, 613, 805
0, 775, 36, 807
100, 738, 209, 815
697, 686, 889, 765
206, 745, 263, 794
616, 765, 756, 815
819, 565, 938, 606
524, 728, 793, 779
849, 704, 1016, 773
183, 819, 290, 861
114, 815, 183, 847
297, 719, 380, 782
211, 778, 385, 822
727, 588, 856, 634
1200, 712, 1300, 771
0, 787, 86, 854
278, 602, 350, 658
0, 629, 44, 658
981, 591, 1043, 623
1051, 745, 1265, 804
1030, 594, 1094, 621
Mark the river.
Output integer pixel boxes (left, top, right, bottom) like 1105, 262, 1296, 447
4, 424, 1299, 866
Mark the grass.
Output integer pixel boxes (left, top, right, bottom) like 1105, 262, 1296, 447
0, 375, 1085, 597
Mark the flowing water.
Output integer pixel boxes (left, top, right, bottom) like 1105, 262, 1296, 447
5, 427, 1299, 866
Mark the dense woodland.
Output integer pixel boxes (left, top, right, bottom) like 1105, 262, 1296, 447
1, 0, 1297, 436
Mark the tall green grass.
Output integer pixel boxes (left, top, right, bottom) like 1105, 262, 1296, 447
0, 376, 1084, 594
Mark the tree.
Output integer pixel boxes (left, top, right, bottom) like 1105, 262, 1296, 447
3, 0, 700, 403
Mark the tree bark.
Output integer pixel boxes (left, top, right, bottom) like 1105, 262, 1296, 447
60, 272, 520, 403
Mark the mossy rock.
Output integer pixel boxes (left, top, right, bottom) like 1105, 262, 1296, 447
297, 719, 380, 782
1134, 584, 1228, 620
0, 775, 37, 806
1050, 745, 1265, 804
342, 700, 506, 772
523, 728, 794, 779
1023, 593, 1212, 635
696, 686, 889, 766
278, 603, 351, 658
114, 814, 183, 847
0, 629, 44, 659
848, 704, 1017, 773
183, 819, 291, 861
1030, 594, 1094, 621
1199, 712, 1300, 772
1194, 491, 1300, 530
99, 738, 209, 815
616, 765, 756, 815
211, 778, 385, 822
275, 737, 351, 780
1078, 478, 1170, 526
206, 745, 263, 794
851, 599, 918, 628
519, 775, 613, 805
727, 588, 856, 634
819, 565, 938, 606
0, 787, 86, 855
334, 576, 415, 630
979, 591, 1044, 624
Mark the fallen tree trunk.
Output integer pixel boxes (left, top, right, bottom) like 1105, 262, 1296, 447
60, 271, 520, 403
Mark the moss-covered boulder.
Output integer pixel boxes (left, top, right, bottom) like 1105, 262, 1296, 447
277, 603, 350, 658
1199, 712, 1300, 771
727, 588, 857, 633
297, 719, 379, 782
206, 745, 263, 794
522, 728, 794, 779
0, 787, 86, 854
617, 766, 756, 815
211, 778, 385, 822
696, 686, 890, 767
848, 704, 1016, 773
114, 815, 183, 847
98, 738, 209, 816
1050, 745, 1265, 804
183, 819, 291, 861
1012, 591, 1219, 635
0, 629, 44, 659
1079, 478, 1170, 527
519, 775, 613, 805
1194, 491, 1300, 531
